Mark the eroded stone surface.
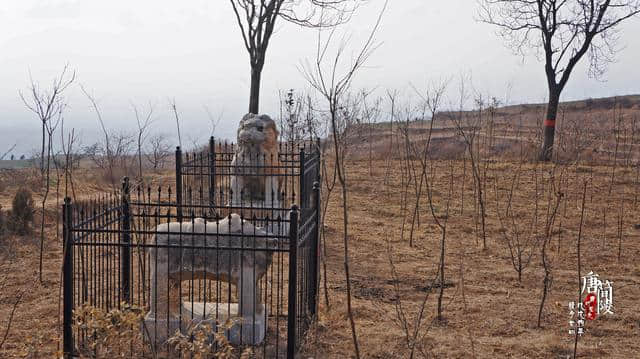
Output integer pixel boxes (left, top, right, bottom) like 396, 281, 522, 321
146, 214, 276, 346
230, 113, 282, 207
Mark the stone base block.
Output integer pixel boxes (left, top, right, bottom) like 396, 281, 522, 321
182, 301, 267, 346
142, 314, 181, 349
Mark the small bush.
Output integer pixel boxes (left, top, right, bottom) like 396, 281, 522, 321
9, 187, 34, 235
73, 303, 146, 357
73, 304, 245, 358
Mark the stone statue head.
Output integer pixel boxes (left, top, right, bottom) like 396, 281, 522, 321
231, 113, 282, 204
237, 113, 279, 154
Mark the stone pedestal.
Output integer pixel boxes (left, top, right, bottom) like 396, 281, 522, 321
182, 301, 267, 346
142, 313, 181, 350
143, 302, 267, 348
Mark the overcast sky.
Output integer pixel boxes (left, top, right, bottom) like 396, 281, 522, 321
1, 0, 640, 156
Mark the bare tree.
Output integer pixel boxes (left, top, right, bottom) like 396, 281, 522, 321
278, 89, 321, 147
428, 160, 455, 321
203, 105, 223, 138
37, 108, 63, 281
360, 89, 382, 175
384, 90, 399, 184
536, 165, 564, 328
386, 238, 439, 358
170, 99, 183, 148
60, 125, 79, 200
146, 133, 172, 171
81, 85, 136, 188
20, 65, 75, 175
132, 102, 155, 179
406, 80, 449, 247
449, 77, 489, 250
301, 2, 387, 357
20, 66, 74, 282
229, 0, 359, 113
494, 161, 539, 282
479, 0, 640, 161
573, 179, 588, 359
279, 89, 304, 143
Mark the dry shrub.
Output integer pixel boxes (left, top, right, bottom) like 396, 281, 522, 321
0, 206, 15, 255
73, 303, 249, 358
73, 303, 147, 358
8, 188, 34, 235
0, 168, 43, 192
168, 319, 251, 359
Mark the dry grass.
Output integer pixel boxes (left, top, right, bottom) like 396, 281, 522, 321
1, 154, 640, 357
300, 159, 640, 358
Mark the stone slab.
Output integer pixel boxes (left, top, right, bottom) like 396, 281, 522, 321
182, 301, 267, 346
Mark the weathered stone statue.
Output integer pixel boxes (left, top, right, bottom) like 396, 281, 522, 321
230, 113, 282, 208
145, 113, 286, 349
145, 215, 276, 346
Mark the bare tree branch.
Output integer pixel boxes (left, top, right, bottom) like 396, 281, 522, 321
19, 64, 75, 175
0, 144, 17, 161
229, 0, 361, 113
301, 2, 387, 357
0, 291, 24, 352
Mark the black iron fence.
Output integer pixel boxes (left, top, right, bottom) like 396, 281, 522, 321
178, 138, 315, 212
62, 140, 320, 358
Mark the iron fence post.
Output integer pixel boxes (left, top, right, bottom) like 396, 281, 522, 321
287, 205, 299, 359
175, 146, 183, 221
209, 136, 216, 208
309, 181, 320, 317
299, 150, 306, 208
62, 197, 74, 358
120, 177, 131, 304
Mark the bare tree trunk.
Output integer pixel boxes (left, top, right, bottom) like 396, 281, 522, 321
537, 170, 563, 327
605, 106, 622, 247
540, 90, 560, 161
320, 145, 337, 309
138, 137, 144, 179
460, 154, 466, 215
617, 196, 624, 262
0, 291, 23, 351
39, 133, 53, 282
573, 181, 588, 359
437, 226, 446, 321
249, 65, 263, 114
329, 115, 360, 357
41, 123, 46, 174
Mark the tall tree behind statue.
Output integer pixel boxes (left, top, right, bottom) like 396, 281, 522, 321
228, 0, 360, 114
479, 0, 640, 161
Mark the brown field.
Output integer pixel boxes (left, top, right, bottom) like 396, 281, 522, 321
2, 96, 640, 358
301, 159, 640, 358
2, 159, 640, 358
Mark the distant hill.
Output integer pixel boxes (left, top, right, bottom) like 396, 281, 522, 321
357, 94, 640, 163
491, 94, 640, 117
433, 94, 640, 121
